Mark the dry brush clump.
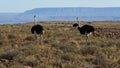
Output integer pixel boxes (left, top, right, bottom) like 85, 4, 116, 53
80, 46, 97, 56
7, 34, 17, 40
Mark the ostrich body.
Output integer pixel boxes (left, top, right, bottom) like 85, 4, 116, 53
31, 15, 45, 43
78, 25, 95, 35
31, 24, 44, 34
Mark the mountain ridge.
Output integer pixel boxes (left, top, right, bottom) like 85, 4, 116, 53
0, 7, 120, 24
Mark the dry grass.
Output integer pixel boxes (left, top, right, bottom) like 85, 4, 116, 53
0, 21, 120, 68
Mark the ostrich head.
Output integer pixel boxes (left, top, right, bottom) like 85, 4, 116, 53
34, 15, 37, 25
73, 23, 79, 28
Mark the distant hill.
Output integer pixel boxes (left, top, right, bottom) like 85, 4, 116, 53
0, 7, 120, 24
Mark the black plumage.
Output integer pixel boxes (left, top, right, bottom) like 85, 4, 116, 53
77, 24, 95, 35
31, 24, 44, 34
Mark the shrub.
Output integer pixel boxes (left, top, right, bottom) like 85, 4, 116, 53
0, 40, 3, 45
80, 46, 97, 55
0, 33, 5, 40
7, 34, 16, 39
59, 44, 77, 53
0, 50, 18, 61
25, 36, 36, 41
61, 54, 71, 61
16, 55, 38, 67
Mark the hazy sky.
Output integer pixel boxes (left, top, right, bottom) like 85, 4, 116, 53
0, 0, 120, 12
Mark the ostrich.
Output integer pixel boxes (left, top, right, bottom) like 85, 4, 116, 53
74, 17, 95, 44
31, 15, 45, 42
73, 17, 79, 27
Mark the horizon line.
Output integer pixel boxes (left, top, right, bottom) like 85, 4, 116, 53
0, 6, 120, 13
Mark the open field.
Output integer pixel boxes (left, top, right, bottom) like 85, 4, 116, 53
0, 21, 120, 68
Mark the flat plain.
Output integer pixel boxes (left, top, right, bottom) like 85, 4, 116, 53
0, 21, 120, 68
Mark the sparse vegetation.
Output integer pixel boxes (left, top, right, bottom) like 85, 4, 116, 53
0, 21, 120, 68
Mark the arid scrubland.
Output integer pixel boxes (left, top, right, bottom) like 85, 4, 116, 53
0, 21, 120, 68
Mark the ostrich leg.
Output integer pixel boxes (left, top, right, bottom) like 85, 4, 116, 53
85, 32, 90, 45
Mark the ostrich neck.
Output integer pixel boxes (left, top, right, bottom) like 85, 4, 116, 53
77, 27, 81, 31
34, 19, 37, 25
78, 21, 80, 27
77, 19, 80, 27
34, 16, 37, 25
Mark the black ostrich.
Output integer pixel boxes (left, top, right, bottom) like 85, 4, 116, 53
77, 24, 95, 37
74, 17, 95, 44
31, 15, 45, 41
